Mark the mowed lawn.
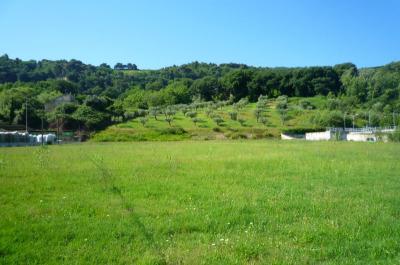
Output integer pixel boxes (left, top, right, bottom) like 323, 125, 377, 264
1, 141, 400, 264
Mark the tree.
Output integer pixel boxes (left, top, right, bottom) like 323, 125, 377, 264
278, 109, 288, 125
213, 116, 224, 126
72, 105, 108, 130
185, 111, 197, 119
190, 76, 221, 101
165, 117, 173, 126
254, 108, 263, 122
149, 107, 160, 120
192, 117, 201, 126
138, 117, 147, 126
114, 63, 124, 70
260, 117, 268, 126
229, 111, 238, 121
221, 69, 253, 101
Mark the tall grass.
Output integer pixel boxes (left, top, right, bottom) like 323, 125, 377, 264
1, 141, 400, 264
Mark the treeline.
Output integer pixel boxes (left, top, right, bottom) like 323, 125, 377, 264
0, 54, 399, 131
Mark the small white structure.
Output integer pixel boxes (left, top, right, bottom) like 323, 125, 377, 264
305, 130, 333, 141
346, 132, 377, 142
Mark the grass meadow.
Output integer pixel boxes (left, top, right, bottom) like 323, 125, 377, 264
1, 141, 400, 264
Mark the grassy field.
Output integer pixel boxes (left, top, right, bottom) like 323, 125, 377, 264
1, 141, 400, 264
93, 97, 326, 142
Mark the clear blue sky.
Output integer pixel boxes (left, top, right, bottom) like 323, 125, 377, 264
1, 0, 399, 69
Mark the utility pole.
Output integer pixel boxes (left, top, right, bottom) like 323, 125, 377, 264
57, 116, 59, 145
25, 98, 28, 133
41, 111, 44, 146
368, 111, 371, 128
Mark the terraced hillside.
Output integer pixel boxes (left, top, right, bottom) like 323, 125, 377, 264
93, 97, 327, 141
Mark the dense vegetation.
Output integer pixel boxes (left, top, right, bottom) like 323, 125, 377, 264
0, 54, 399, 133
1, 141, 400, 264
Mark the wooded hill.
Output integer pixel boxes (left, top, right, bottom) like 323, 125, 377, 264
0, 54, 399, 134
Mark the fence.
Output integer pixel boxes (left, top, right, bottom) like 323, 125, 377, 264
327, 126, 397, 133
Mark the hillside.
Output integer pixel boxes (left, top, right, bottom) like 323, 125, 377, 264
92, 96, 371, 141
1, 55, 399, 137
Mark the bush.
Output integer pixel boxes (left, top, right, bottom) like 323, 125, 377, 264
389, 129, 400, 142
238, 118, 246, 126
213, 116, 224, 126
276, 101, 287, 110
282, 127, 325, 134
311, 111, 350, 127
226, 132, 247, 139
299, 99, 315, 110
158, 127, 186, 135
213, 127, 222, 132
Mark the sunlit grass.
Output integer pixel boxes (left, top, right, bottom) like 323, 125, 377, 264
1, 141, 399, 264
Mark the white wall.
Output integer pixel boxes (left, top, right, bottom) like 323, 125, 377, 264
281, 133, 305, 140
346, 132, 376, 142
305, 131, 332, 141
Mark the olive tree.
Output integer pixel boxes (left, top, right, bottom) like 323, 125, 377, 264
149, 107, 160, 120
165, 117, 173, 126
254, 108, 263, 122
185, 111, 197, 119
192, 117, 201, 126
138, 117, 147, 127
213, 116, 224, 126
229, 111, 238, 121
259, 116, 268, 126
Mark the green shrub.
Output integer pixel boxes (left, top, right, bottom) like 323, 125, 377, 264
282, 127, 325, 134
227, 132, 247, 139
389, 129, 400, 142
213, 116, 224, 126
158, 127, 187, 135
299, 99, 315, 110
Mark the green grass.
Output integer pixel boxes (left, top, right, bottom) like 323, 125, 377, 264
1, 141, 400, 264
93, 99, 321, 142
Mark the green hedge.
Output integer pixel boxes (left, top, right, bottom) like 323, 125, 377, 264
282, 127, 325, 134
